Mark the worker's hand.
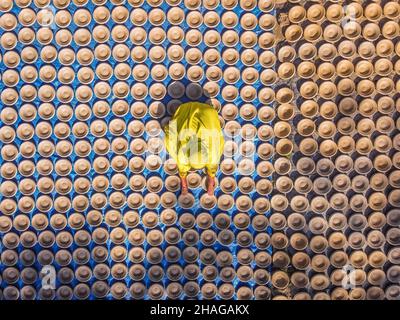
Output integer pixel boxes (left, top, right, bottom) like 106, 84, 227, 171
180, 176, 188, 195
207, 175, 215, 196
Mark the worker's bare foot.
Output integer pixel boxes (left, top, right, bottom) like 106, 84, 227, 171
207, 175, 215, 196
181, 176, 188, 195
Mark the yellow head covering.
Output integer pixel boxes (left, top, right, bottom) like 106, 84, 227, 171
164, 102, 224, 177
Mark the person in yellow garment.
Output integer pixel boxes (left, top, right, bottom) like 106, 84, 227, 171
164, 102, 225, 195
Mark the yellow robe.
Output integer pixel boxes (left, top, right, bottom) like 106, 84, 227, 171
164, 102, 224, 177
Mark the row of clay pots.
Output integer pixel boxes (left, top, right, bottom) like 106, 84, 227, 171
3, 100, 397, 131
0, 137, 274, 160
289, 154, 400, 176
0, 8, 276, 30
2, 259, 400, 290
3, 1, 399, 24
2, 283, 399, 300
271, 267, 400, 292
0, 82, 279, 104
1, 165, 398, 195
0, 119, 164, 140
268, 211, 396, 232
1, 213, 399, 247
3, 58, 400, 86
284, 19, 400, 44
0, 138, 273, 159
268, 190, 400, 213
0, 282, 272, 300
264, 229, 400, 250
0, 48, 270, 80
2, 217, 399, 248
3, 98, 398, 124
0, 209, 270, 230
0, 173, 272, 195
287, 267, 400, 290
0, 44, 279, 66
3, 0, 271, 11
0, 101, 166, 121
277, 40, 400, 63
0, 64, 267, 85
0, 26, 276, 48
286, 2, 400, 24
1, 257, 400, 298
0, 115, 268, 139
2, 145, 400, 176
0, 207, 398, 232
275, 118, 399, 140
1, 245, 399, 285
0, 258, 269, 283
3, 44, 369, 67
0, 156, 271, 177
9, 40, 400, 73
0, 138, 164, 159
273, 171, 400, 194
4, 78, 397, 105
290, 78, 400, 100
0, 189, 271, 214
273, 132, 400, 157
1, 230, 399, 267
0, 226, 270, 248
2, 149, 400, 179
0, 243, 266, 267
277, 58, 400, 82
277, 99, 400, 121
274, 286, 399, 300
